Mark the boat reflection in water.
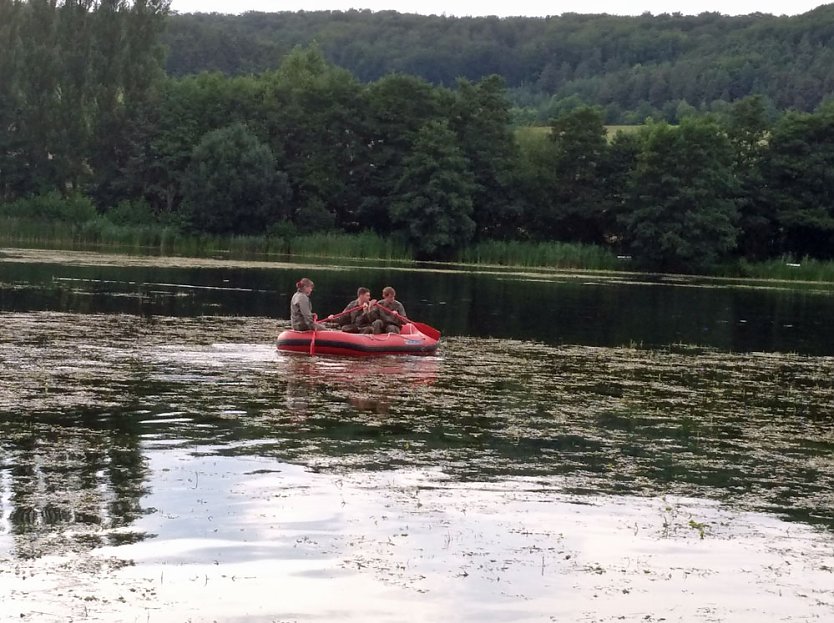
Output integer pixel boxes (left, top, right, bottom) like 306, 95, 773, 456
280, 353, 441, 416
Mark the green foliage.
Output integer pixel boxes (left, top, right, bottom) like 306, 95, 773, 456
0, 0, 169, 202
0, 217, 411, 262
722, 95, 776, 260
722, 95, 773, 169
520, 107, 611, 244
105, 198, 157, 226
129, 72, 258, 216
357, 73, 446, 233
761, 108, 834, 258
0, 191, 97, 222
456, 239, 620, 270
294, 197, 335, 234
390, 120, 476, 259
724, 256, 834, 282
181, 122, 291, 235
162, 8, 834, 122
0, 0, 27, 201
620, 118, 740, 273
262, 46, 367, 230
604, 130, 643, 249
9, 9, 834, 276
289, 231, 410, 260
448, 75, 520, 239
266, 219, 298, 241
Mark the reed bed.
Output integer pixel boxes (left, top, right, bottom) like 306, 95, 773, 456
0, 218, 410, 262
456, 239, 622, 271
287, 232, 410, 261
4, 217, 834, 280
721, 257, 834, 283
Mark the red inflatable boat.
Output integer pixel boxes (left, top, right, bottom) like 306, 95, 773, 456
276, 322, 440, 357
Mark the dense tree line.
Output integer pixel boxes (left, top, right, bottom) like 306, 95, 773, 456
0, 0, 169, 205
3, 2, 834, 271
162, 7, 834, 123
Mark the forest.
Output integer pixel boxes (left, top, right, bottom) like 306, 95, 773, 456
162, 6, 834, 123
2, 1, 834, 273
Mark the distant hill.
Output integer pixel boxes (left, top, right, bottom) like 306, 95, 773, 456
163, 7, 834, 121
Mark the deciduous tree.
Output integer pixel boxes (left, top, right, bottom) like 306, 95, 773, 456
181, 123, 291, 235
527, 107, 610, 244
448, 75, 520, 239
620, 118, 739, 272
761, 105, 834, 258
390, 120, 475, 259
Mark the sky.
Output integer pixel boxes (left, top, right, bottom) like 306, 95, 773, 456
169, 1, 828, 18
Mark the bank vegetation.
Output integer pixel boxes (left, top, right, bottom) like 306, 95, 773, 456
2, 2, 834, 279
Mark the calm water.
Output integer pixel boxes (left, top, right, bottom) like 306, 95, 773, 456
1, 248, 833, 622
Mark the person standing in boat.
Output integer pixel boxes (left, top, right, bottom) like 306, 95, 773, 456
290, 278, 326, 331
340, 286, 377, 334
371, 286, 407, 334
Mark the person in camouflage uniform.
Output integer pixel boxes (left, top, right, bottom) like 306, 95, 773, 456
339, 286, 377, 334
290, 277, 326, 331
370, 286, 407, 334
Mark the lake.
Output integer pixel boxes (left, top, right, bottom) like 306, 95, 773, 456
1, 248, 832, 622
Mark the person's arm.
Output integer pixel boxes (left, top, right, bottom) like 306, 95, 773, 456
379, 301, 405, 325
334, 300, 355, 326
362, 298, 378, 319
387, 301, 407, 325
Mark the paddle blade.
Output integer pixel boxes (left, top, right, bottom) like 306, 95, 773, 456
412, 321, 441, 341
374, 304, 440, 341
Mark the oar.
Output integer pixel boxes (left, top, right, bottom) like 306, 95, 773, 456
309, 313, 318, 356
374, 305, 441, 341
322, 304, 363, 323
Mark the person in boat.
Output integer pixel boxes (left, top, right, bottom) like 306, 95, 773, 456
290, 277, 326, 331
370, 286, 407, 334
340, 286, 377, 334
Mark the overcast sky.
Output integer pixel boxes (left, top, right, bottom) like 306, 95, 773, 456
169, 1, 827, 18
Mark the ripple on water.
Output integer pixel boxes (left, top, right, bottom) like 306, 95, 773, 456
0, 311, 833, 620
1, 453, 832, 622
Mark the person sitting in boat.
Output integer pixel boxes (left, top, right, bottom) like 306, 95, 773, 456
340, 286, 377, 334
370, 286, 407, 334
290, 278, 326, 331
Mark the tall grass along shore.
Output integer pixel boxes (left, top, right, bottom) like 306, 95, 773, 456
3, 216, 834, 282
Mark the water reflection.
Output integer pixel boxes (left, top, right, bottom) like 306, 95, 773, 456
283, 355, 440, 417
4, 454, 834, 622
4, 248, 834, 354
1, 252, 834, 620
1, 312, 831, 536
0, 411, 149, 561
